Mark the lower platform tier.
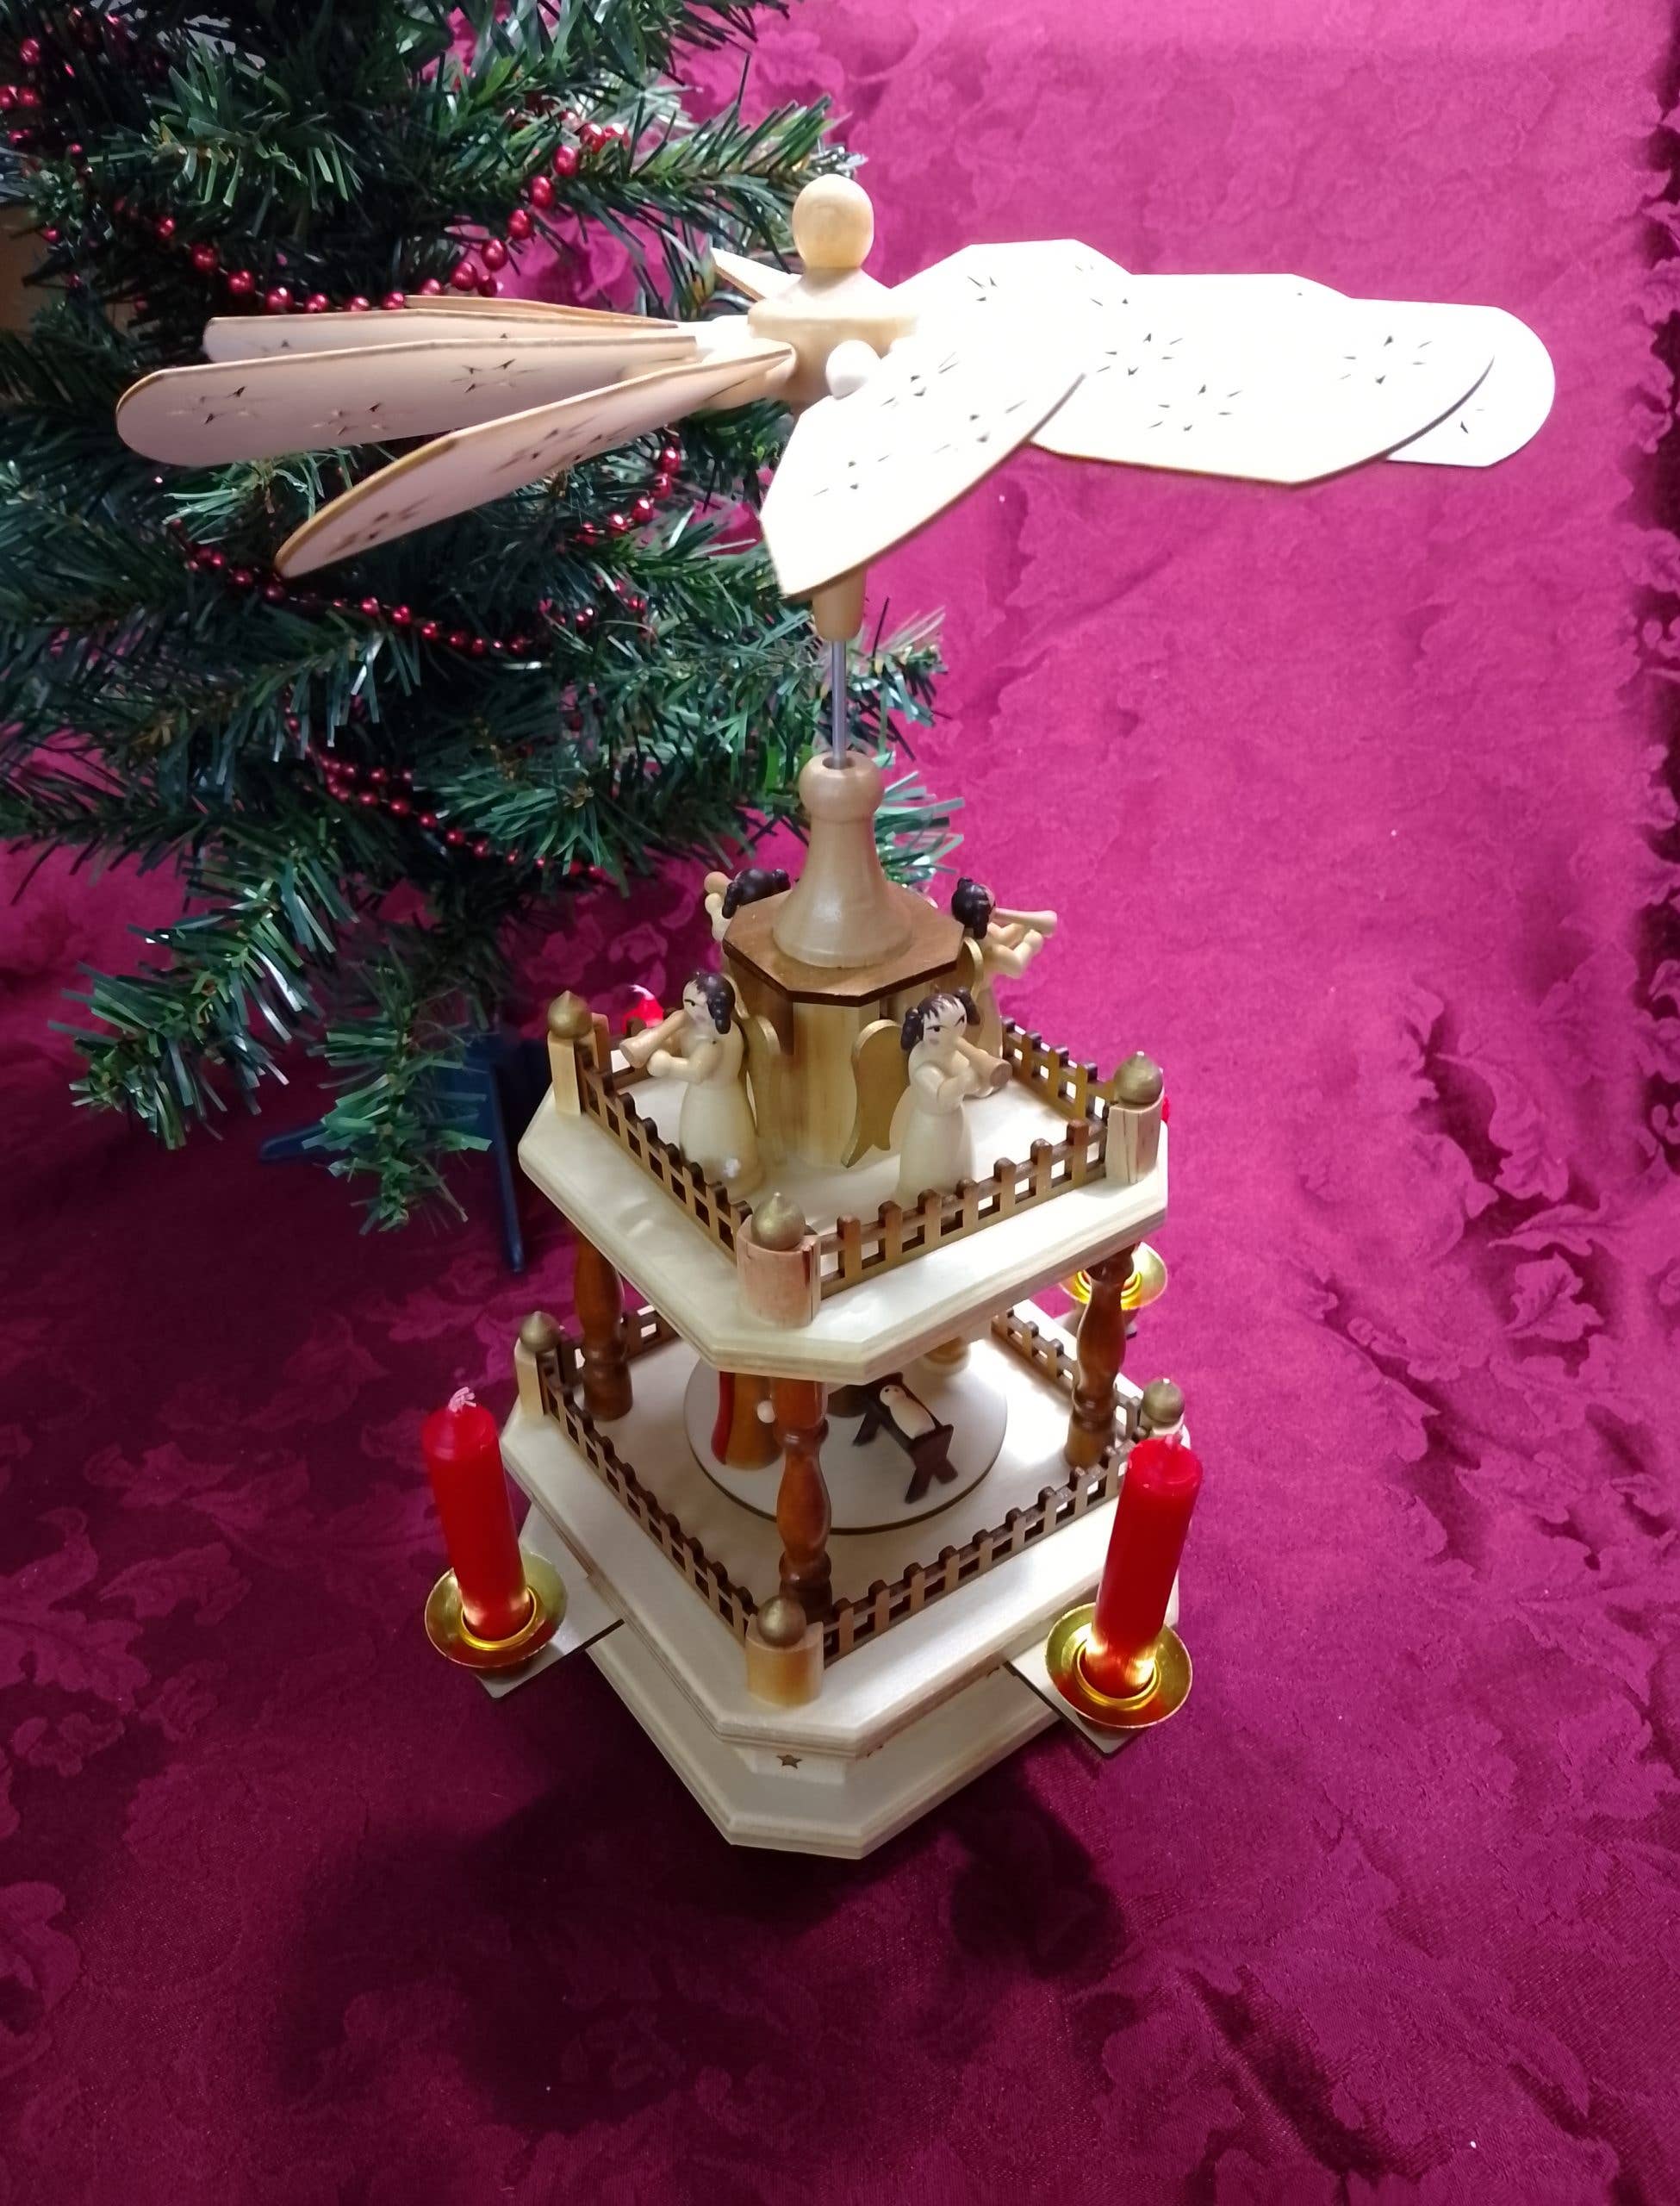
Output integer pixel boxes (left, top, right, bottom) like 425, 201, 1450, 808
501, 1308, 1179, 1855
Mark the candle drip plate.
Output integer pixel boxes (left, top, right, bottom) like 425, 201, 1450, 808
1044, 1604, 1192, 1732
425, 1550, 566, 1671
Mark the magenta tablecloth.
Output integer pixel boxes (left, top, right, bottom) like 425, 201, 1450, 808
3, 4, 1677, 2200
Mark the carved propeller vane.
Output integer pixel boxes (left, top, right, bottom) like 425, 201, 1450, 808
116, 173, 1554, 601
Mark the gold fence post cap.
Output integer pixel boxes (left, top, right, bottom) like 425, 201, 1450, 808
751, 1190, 808, 1251
756, 1593, 809, 1648
519, 1310, 562, 1353
547, 991, 592, 1040
1113, 1050, 1164, 1107
1139, 1377, 1185, 1428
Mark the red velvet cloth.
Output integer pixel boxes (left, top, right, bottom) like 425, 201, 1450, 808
3, 5, 1677, 2200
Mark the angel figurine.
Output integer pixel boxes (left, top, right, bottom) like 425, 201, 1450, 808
702, 863, 791, 944
887, 991, 1011, 1202
949, 878, 1059, 1054
620, 972, 762, 1198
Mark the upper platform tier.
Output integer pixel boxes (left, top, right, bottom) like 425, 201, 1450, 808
518, 1040, 1167, 1385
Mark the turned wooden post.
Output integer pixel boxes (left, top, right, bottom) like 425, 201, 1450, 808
1106, 1051, 1164, 1184
513, 1310, 562, 1418
771, 1376, 831, 1620
547, 990, 594, 1112
1063, 1243, 1136, 1468
573, 1232, 632, 1421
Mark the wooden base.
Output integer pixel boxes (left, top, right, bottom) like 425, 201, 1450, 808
588, 1626, 1051, 1857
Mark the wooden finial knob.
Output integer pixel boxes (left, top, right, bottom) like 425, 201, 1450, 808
756, 1592, 810, 1648
519, 1310, 561, 1353
1113, 1050, 1164, 1107
792, 174, 873, 271
752, 1190, 808, 1251
1140, 1378, 1185, 1430
547, 990, 591, 1040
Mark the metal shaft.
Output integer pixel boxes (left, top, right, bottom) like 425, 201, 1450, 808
828, 637, 848, 769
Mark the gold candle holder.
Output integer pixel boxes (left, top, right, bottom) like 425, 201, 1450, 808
1065, 1240, 1168, 1314
424, 1551, 566, 1673
1043, 1603, 1192, 1733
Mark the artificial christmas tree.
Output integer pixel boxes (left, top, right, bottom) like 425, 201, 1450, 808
0, 0, 949, 1225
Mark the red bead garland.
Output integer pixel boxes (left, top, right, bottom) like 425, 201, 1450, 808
21, 53, 588, 315
172, 458, 677, 655
87, 192, 481, 315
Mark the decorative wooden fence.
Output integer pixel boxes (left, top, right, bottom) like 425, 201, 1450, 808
571, 1019, 1118, 1299
532, 1298, 1128, 1668
823, 1447, 1123, 1661
576, 1058, 753, 1256
1000, 1023, 1112, 1125
813, 1119, 1102, 1294
541, 1304, 760, 1645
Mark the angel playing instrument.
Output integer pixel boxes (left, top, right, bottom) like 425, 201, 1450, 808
297, 165, 1552, 1854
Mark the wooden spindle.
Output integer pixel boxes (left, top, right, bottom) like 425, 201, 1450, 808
1063, 1243, 1136, 1468
771, 1376, 831, 1620
573, 1231, 632, 1422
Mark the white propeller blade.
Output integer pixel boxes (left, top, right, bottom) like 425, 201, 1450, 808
900, 246, 1547, 478
1384, 305, 1555, 467
117, 330, 705, 465
274, 340, 793, 576
760, 333, 1080, 600
1031, 279, 1492, 483
200, 299, 678, 365
891, 238, 1135, 326
711, 247, 800, 302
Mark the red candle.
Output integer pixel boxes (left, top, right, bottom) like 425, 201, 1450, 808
1083, 1434, 1203, 1698
421, 1388, 532, 1641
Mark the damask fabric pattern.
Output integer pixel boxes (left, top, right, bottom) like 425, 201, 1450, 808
3, 3, 1677, 2201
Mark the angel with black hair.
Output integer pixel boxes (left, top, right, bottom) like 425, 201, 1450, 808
950, 877, 1058, 1054
702, 863, 792, 944
620, 970, 761, 1197
893, 990, 1005, 1203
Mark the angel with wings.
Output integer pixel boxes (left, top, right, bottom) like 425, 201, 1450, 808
620, 971, 762, 1199
837, 989, 1012, 1202
115, 172, 1553, 635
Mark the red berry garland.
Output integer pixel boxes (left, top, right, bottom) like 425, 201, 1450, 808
314, 744, 576, 877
